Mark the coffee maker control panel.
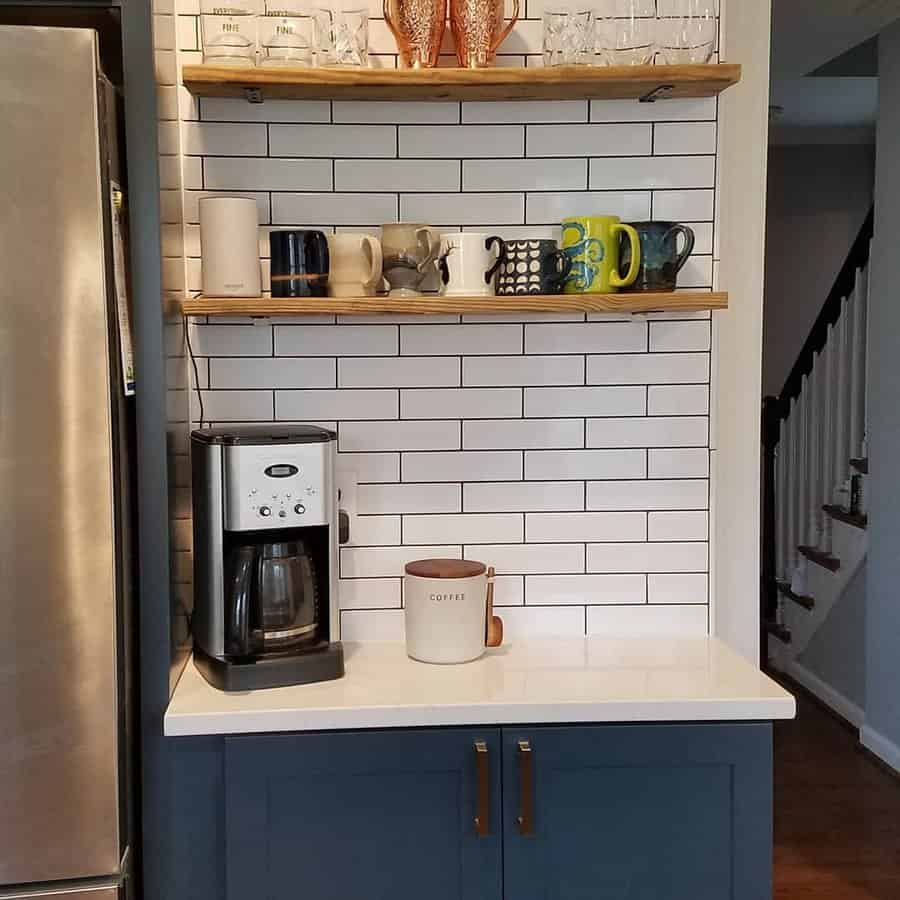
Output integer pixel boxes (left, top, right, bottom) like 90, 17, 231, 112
223, 442, 333, 532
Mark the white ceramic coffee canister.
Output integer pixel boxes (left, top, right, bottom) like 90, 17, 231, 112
199, 197, 261, 298
404, 559, 503, 664
438, 233, 500, 297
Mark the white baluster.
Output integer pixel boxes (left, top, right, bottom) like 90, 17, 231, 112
776, 418, 787, 582
796, 377, 808, 557
806, 354, 822, 551
833, 298, 851, 492
819, 327, 836, 553
787, 395, 800, 575
859, 261, 870, 454
849, 265, 868, 458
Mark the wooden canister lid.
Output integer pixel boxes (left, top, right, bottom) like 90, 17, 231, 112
404, 558, 487, 579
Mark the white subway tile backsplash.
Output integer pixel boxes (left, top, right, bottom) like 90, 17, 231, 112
183, 190, 270, 224
526, 574, 646, 605
647, 448, 710, 479
183, 122, 266, 156
209, 357, 335, 389
587, 542, 708, 574
652, 189, 715, 222
464, 355, 583, 386
402, 324, 522, 356
464, 481, 584, 512
341, 545, 460, 578
401, 192, 525, 225
341, 609, 406, 640
398, 124, 524, 158
339, 577, 402, 610
525, 322, 647, 354
359, 483, 461, 514
401, 388, 522, 419
200, 98, 332, 123
402, 451, 522, 482
648, 384, 710, 416
340, 420, 460, 452
337, 452, 401, 483
586, 605, 707, 637
492, 575, 525, 607
334, 101, 459, 124
526, 512, 646, 543
587, 480, 708, 511
587, 417, 709, 448
590, 97, 717, 123
463, 419, 584, 450
463, 100, 588, 124
204, 157, 333, 192
339, 357, 459, 388
588, 353, 709, 385
273, 192, 398, 226
193, 390, 272, 421
190, 324, 272, 356
403, 513, 523, 545
589, 156, 715, 191
654, 122, 718, 155
471, 544, 584, 575
525, 449, 645, 481
527, 123, 651, 157
649, 321, 712, 352
275, 325, 397, 356
335, 159, 460, 192
352, 515, 402, 546
463, 158, 587, 192
524, 386, 646, 418
276, 389, 398, 421
648, 511, 709, 542
526, 191, 651, 224
647, 573, 709, 605
499, 605, 586, 637
270, 124, 397, 158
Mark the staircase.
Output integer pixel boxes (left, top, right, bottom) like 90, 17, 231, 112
762, 210, 873, 713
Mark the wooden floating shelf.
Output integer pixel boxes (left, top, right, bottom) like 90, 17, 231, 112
182, 63, 742, 103
180, 291, 728, 317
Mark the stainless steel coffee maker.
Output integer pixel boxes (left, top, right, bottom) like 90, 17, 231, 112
191, 425, 345, 691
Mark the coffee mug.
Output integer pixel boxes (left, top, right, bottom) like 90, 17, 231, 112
327, 233, 383, 298
623, 221, 696, 293
488, 238, 572, 295
381, 223, 441, 297
403, 558, 503, 664
438, 233, 500, 297
560, 216, 641, 294
269, 229, 330, 298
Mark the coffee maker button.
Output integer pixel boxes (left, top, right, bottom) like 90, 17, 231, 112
259, 505, 272, 517
294, 503, 306, 515
278, 510, 287, 518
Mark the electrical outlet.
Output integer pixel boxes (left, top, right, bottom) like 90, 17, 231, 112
335, 468, 359, 545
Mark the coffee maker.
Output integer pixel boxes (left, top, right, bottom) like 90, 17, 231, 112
191, 425, 345, 691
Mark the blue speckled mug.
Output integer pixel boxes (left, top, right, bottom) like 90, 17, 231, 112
623, 221, 696, 293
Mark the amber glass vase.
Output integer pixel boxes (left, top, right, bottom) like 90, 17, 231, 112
384, 0, 447, 68
449, 0, 518, 67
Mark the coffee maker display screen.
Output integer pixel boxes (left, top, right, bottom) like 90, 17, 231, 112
264, 464, 299, 478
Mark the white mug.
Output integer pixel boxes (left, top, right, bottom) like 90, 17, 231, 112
327, 233, 383, 298
438, 233, 500, 297
403, 559, 503, 665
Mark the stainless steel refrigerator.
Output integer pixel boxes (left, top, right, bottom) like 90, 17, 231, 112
0, 25, 136, 900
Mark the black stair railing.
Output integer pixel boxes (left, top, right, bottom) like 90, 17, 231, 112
760, 206, 874, 656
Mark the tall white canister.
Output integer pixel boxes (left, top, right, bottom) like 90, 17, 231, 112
403, 559, 503, 664
199, 196, 261, 297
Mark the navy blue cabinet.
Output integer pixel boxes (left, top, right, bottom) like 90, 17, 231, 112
501, 724, 772, 900
224, 728, 503, 900
220, 723, 772, 900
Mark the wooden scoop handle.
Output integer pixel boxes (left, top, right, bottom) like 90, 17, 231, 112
485, 566, 504, 648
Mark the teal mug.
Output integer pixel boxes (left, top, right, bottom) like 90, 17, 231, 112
623, 221, 695, 293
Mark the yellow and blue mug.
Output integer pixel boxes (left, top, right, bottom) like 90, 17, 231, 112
561, 216, 641, 293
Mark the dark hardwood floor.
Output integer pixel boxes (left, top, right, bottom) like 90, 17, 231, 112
774, 689, 900, 899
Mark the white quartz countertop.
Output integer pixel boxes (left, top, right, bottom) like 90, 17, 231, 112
164, 638, 795, 736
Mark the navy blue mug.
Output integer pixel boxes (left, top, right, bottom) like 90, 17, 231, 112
270, 230, 330, 298
622, 222, 695, 293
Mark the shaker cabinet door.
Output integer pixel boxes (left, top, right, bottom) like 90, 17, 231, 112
225, 728, 502, 900
501, 724, 772, 900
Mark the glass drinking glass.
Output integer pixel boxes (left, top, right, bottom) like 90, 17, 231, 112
543, 7, 595, 66
200, 1, 260, 66
260, 2, 312, 66
313, 2, 369, 66
656, 0, 715, 64
595, 0, 656, 66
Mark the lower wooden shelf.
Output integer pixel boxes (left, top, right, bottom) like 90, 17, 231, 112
180, 291, 728, 317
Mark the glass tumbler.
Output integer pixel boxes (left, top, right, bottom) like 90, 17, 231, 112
595, 0, 656, 66
260, 3, 312, 66
656, 0, 715, 64
313, 3, 369, 66
200, 1, 260, 66
543, 8, 595, 66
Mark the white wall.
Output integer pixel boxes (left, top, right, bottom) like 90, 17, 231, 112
763, 144, 874, 397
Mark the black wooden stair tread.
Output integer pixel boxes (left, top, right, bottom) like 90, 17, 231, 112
798, 545, 841, 572
776, 580, 815, 611
765, 621, 792, 644
823, 505, 867, 530
849, 458, 868, 474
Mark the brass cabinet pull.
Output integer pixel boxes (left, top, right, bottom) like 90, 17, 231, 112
474, 740, 490, 837
516, 739, 534, 836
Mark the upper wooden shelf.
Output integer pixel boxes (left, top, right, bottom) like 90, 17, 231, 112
180, 291, 728, 317
182, 63, 742, 103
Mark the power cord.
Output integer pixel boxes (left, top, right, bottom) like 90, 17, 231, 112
183, 303, 205, 430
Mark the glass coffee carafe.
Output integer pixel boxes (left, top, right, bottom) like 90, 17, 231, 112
225, 539, 320, 660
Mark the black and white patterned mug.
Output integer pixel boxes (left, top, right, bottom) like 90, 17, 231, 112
486, 238, 572, 295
